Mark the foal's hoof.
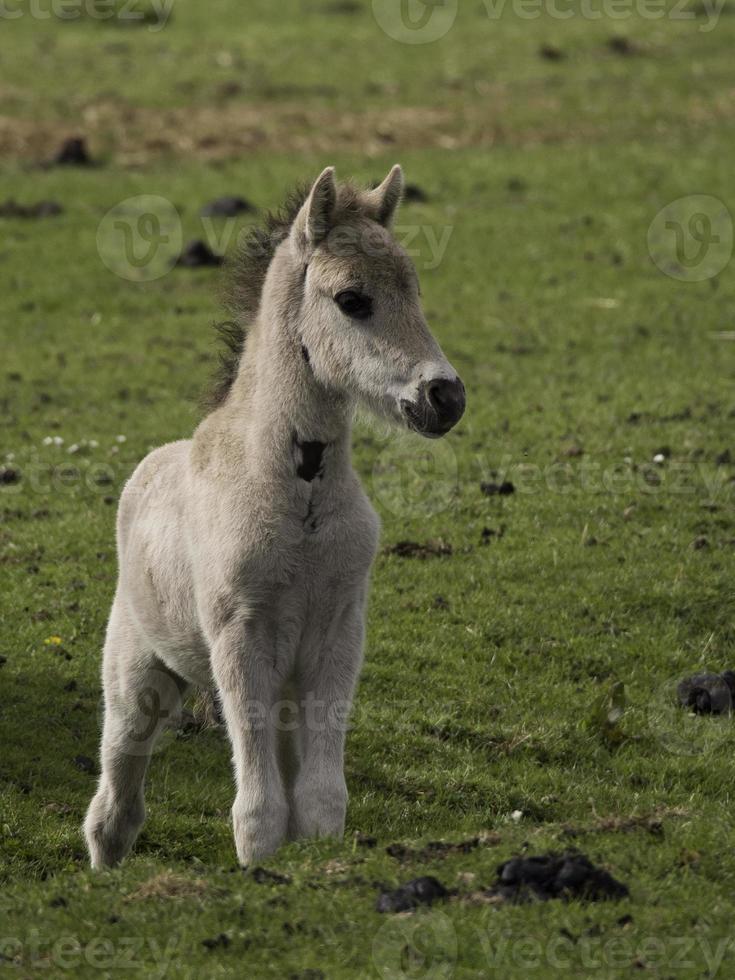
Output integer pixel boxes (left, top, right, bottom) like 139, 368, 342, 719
232, 799, 288, 864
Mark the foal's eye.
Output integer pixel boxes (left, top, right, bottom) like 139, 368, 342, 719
334, 290, 373, 320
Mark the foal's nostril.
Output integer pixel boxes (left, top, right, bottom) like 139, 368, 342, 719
426, 377, 466, 428
428, 380, 450, 412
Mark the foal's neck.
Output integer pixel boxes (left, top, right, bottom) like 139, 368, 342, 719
224, 309, 353, 484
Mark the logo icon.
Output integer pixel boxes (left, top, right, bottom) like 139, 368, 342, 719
372, 0, 458, 44
372, 434, 459, 518
97, 195, 182, 282
648, 195, 732, 282
372, 910, 457, 979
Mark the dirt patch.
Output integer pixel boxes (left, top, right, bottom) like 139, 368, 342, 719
386, 834, 501, 862
561, 807, 688, 838
126, 872, 210, 902
0, 96, 611, 166
385, 539, 453, 559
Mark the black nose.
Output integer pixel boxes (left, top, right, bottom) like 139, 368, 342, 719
426, 376, 466, 430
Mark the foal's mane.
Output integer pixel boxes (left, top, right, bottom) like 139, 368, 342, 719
203, 183, 309, 412
203, 178, 366, 412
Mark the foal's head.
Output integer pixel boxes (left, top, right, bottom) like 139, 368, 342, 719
277, 166, 465, 438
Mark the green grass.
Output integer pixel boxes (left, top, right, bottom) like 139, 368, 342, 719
1, 0, 735, 976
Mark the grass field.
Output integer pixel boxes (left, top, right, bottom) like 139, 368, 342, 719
1, 0, 735, 976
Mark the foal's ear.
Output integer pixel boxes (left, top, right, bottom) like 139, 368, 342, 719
293, 166, 337, 254
367, 164, 404, 227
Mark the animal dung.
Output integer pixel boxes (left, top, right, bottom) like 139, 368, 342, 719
539, 44, 565, 61
376, 876, 449, 913
0, 199, 63, 219
73, 755, 97, 775
487, 852, 629, 904
0, 465, 21, 484
385, 539, 453, 559
480, 480, 515, 496
175, 240, 224, 268
677, 671, 735, 715
606, 35, 638, 56
200, 196, 255, 218
403, 183, 429, 204
52, 137, 93, 167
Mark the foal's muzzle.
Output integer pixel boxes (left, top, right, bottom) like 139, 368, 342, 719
401, 376, 466, 438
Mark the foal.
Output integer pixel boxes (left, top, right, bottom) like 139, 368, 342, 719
84, 166, 466, 867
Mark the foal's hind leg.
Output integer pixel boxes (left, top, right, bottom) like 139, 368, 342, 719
84, 598, 187, 869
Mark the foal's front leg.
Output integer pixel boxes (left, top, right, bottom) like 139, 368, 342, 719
292, 595, 365, 840
210, 617, 289, 864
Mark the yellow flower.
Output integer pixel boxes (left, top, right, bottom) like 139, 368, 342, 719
44, 635, 63, 646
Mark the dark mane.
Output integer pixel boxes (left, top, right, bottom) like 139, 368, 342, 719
202, 182, 311, 412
